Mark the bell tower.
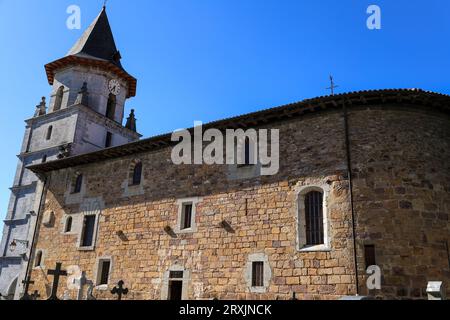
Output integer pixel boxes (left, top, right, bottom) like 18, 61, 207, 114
0, 6, 140, 299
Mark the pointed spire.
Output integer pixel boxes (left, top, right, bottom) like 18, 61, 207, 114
74, 82, 89, 106
67, 6, 122, 68
125, 109, 137, 132
45, 6, 137, 98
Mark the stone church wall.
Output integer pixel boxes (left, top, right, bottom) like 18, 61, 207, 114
28, 105, 450, 300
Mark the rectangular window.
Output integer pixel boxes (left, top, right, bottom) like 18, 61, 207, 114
252, 261, 264, 287
98, 260, 111, 285
81, 215, 96, 247
364, 244, 376, 268
181, 203, 193, 230
168, 270, 183, 300
105, 132, 112, 148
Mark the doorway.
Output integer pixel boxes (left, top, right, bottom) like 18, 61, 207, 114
168, 280, 183, 300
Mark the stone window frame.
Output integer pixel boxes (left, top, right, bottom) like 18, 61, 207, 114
295, 184, 331, 252
93, 256, 113, 291
244, 253, 272, 293
64, 171, 86, 205
121, 159, 145, 197
77, 212, 100, 251
161, 265, 190, 300
33, 249, 46, 269
175, 197, 202, 234
128, 159, 143, 186
61, 214, 77, 235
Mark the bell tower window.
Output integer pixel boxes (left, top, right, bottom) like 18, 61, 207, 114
53, 86, 64, 111
106, 94, 116, 121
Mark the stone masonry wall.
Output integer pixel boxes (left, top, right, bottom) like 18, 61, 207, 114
27, 105, 450, 300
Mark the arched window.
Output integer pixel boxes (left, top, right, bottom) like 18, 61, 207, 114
53, 86, 64, 111
297, 186, 329, 251
72, 174, 83, 194
65, 216, 73, 233
34, 250, 43, 267
130, 161, 142, 186
46, 126, 53, 140
106, 94, 116, 121
304, 191, 324, 246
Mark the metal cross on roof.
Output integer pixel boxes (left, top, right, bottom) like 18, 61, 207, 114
326, 75, 339, 96
111, 280, 128, 300
47, 262, 68, 300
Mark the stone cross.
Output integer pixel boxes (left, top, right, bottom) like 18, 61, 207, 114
47, 262, 68, 300
74, 271, 95, 300
86, 280, 96, 300
111, 280, 128, 300
20, 275, 35, 300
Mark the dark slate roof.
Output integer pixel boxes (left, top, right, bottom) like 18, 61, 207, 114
28, 88, 450, 174
67, 6, 122, 68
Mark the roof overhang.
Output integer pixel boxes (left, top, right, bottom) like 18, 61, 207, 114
28, 88, 450, 175
44, 55, 137, 98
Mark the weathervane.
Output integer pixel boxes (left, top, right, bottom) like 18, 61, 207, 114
326, 75, 339, 95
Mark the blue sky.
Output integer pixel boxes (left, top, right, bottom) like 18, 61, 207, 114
0, 0, 449, 220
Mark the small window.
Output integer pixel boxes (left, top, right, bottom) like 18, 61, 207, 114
106, 94, 116, 121
244, 137, 251, 165
42, 155, 47, 163
53, 86, 64, 111
252, 261, 264, 287
46, 126, 53, 140
364, 244, 376, 268
98, 260, 111, 285
64, 216, 72, 233
73, 174, 83, 194
181, 203, 193, 230
304, 191, 324, 246
168, 270, 184, 300
105, 132, 113, 148
34, 251, 43, 267
81, 215, 96, 247
131, 162, 142, 186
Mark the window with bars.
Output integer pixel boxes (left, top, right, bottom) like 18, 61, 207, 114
98, 260, 111, 285
304, 191, 324, 246
181, 203, 193, 230
251, 261, 264, 287
364, 244, 376, 268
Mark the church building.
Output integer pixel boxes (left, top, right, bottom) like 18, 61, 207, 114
1, 7, 449, 300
